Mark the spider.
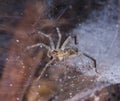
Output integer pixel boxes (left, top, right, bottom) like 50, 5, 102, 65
27, 27, 97, 80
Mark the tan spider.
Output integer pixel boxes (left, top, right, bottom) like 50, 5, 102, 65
27, 27, 97, 80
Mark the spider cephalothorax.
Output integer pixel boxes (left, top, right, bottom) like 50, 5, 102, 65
47, 48, 78, 61
48, 50, 67, 61
27, 27, 96, 80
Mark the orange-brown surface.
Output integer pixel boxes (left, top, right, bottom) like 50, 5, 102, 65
0, 1, 48, 101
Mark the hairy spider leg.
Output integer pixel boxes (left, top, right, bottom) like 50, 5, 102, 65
73, 35, 78, 45
38, 31, 55, 50
61, 36, 72, 50
82, 53, 97, 73
73, 52, 85, 67
26, 43, 51, 50
36, 57, 55, 81
56, 27, 62, 50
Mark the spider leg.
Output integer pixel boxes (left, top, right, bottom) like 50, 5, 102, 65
61, 36, 72, 50
36, 57, 55, 81
77, 52, 86, 67
83, 52, 97, 73
26, 43, 51, 50
56, 27, 62, 49
73, 35, 78, 45
38, 31, 55, 50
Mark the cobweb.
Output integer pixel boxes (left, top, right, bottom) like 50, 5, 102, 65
72, 0, 119, 84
